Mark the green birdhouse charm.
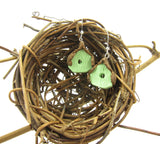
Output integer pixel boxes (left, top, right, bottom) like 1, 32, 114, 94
67, 41, 95, 73
88, 58, 116, 89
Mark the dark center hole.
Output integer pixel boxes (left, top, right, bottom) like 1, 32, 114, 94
100, 73, 105, 78
78, 59, 82, 64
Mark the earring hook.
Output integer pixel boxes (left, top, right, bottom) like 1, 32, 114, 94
105, 30, 110, 59
79, 19, 84, 41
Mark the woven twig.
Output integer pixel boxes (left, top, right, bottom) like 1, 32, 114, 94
0, 18, 160, 144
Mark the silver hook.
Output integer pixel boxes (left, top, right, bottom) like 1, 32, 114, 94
79, 19, 84, 41
79, 30, 84, 41
104, 30, 110, 59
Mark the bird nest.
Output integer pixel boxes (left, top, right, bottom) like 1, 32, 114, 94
10, 19, 137, 144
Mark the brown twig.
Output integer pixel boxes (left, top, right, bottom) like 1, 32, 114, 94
32, 16, 52, 22
23, 23, 40, 32
0, 56, 17, 63
97, 90, 122, 144
3, 59, 19, 79
127, 43, 160, 73
136, 53, 160, 73
0, 46, 18, 57
0, 125, 32, 143
119, 125, 160, 136
19, 49, 31, 123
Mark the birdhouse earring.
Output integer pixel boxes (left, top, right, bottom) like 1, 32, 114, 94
67, 20, 95, 73
88, 32, 116, 89
88, 57, 116, 89
67, 40, 95, 73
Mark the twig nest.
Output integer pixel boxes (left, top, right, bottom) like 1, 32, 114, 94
12, 19, 136, 144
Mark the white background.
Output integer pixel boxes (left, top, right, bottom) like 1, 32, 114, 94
0, 0, 160, 143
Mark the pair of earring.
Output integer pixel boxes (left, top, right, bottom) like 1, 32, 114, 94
67, 41, 116, 89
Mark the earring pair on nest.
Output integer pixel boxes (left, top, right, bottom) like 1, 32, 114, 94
67, 40, 116, 89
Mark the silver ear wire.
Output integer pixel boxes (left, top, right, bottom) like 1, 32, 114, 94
79, 19, 84, 41
104, 30, 110, 59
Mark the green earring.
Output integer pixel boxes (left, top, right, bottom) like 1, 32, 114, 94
88, 58, 116, 89
67, 41, 95, 73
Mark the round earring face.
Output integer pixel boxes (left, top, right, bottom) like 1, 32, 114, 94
89, 64, 113, 89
